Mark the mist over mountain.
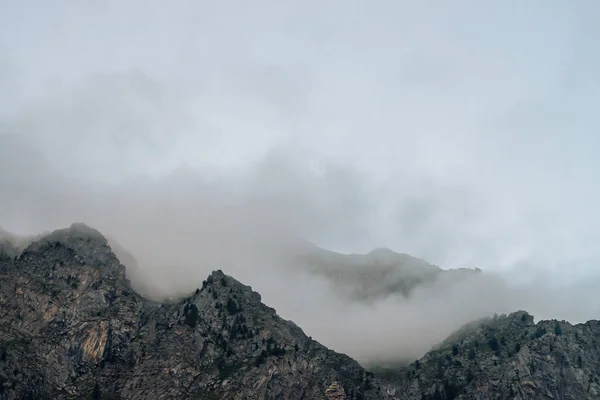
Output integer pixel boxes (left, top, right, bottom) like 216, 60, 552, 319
2, 1, 600, 398
2, 220, 599, 368
2, 224, 600, 399
0, 224, 392, 399
1, 83, 600, 369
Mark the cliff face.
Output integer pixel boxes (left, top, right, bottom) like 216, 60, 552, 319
0, 224, 389, 399
380, 312, 600, 399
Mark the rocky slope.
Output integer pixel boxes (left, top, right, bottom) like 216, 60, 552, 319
2, 223, 600, 399
0, 223, 390, 399
380, 311, 600, 399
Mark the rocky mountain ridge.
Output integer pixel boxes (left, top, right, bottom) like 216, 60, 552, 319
2, 227, 482, 304
380, 311, 600, 399
1, 223, 600, 399
0, 223, 390, 399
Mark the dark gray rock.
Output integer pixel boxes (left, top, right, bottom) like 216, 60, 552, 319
0, 224, 390, 399
380, 311, 600, 399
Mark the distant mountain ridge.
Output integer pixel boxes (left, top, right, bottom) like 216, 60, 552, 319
289, 243, 482, 301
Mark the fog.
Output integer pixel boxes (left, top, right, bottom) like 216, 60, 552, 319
1, 1, 600, 364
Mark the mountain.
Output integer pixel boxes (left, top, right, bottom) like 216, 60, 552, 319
289, 243, 481, 301
0, 223, 390, 399
2, 223, 600, 399
379, 311, 600, 399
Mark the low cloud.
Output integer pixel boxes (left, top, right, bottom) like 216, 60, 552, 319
1, 66, 599, 365
1, 154, 598, 366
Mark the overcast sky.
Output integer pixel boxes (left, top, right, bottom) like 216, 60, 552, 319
1, 1, 600, 283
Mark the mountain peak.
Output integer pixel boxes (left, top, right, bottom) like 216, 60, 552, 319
40, 222, 108, 246
0, 224, 391, 399
16, 223, 126, 282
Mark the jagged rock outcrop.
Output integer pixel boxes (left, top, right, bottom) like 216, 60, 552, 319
0, 224, 390, 399
380, 311, 600, 399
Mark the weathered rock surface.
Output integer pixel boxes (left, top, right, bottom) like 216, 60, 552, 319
0, 224, 389, 399
380, 311, 600, 399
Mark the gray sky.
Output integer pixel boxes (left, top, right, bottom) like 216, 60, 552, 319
1, 1, 600, 280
